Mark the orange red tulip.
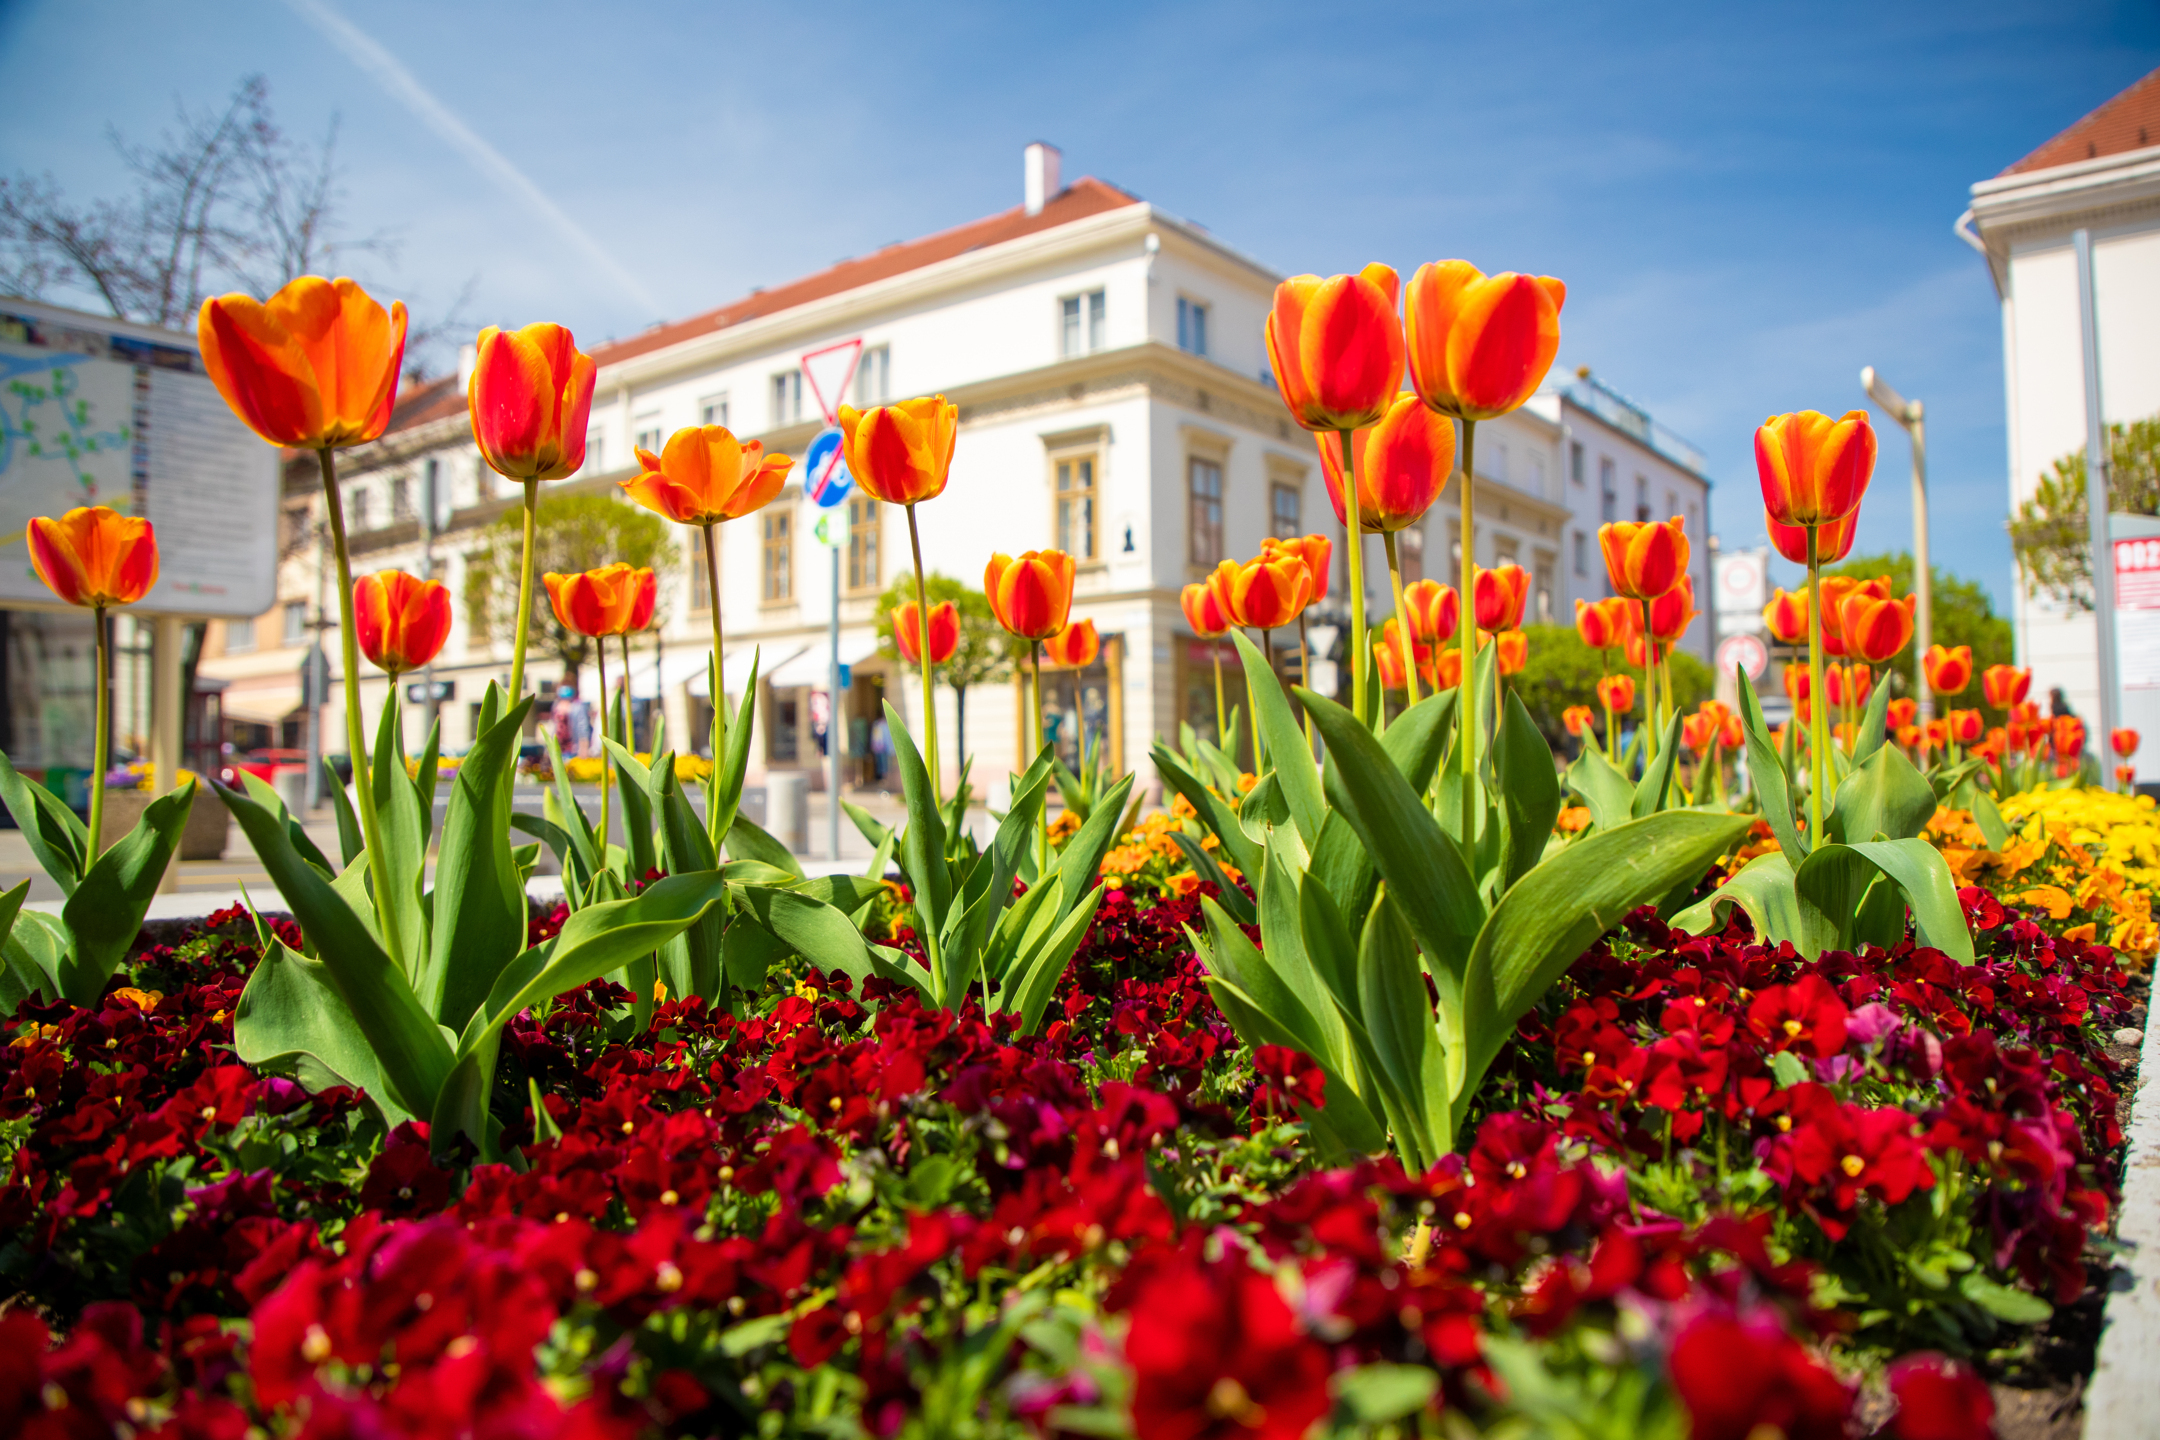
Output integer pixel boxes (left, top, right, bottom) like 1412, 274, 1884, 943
1647, 575, 1697, 643
1210, 554, 1313, 631
1264, 266, 1405, 432
1563, 704, 1596, 737
1683, 712, 1716, 754
1494, 629, 1527, 676
1838, 591, 1915, 665
622, 427, 793, 526
1402, 261, 1566, 421
1768, 510, 1858, 566
1817, 575, 1888, 655
1261, 534, 1333, 604
2118, 763, 2137, 786
892, 600, 959, 666
2114, 727, 2141, 759
1597, 673, 1636, 715
1405, 579, 1459, 645
1473, 563, 1531, 632
838, 396, 958, 506
1784, 663, 1811, 707
986, 550, 1076, 641
2054, 715, 2086, 758
1982, 664, 2032, 710
1949, 709, 1984, 744
1763, 588, 1811, 645
1824, 663, 1873, 709
1923, 644, 1972, 696
1599, 517, 1689, 600
1435, 648, 1465, 690
468, 323, 597, 482
1575, 597, 1618, 650
354, 570, 452, 676
1755, 410, 1876, 528
544, 563, 652, 638
1043, 618, 1100, 669
27, 506, 159, 609
1180, 581, 1232, 638
1374, 619, 1427, 691
197, 276, 407, 450
1888, 697, 1917, 729
1315, 392, 1453, 533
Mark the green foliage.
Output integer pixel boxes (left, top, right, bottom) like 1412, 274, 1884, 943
2007, 412, 2160, 610
1510, 623, 1710, 744
1824, 552, 2014, 714
465, 494, 675, 682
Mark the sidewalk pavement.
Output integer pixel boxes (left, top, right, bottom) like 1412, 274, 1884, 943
2, 787, 969, 919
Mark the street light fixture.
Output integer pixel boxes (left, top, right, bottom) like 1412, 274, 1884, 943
1861, 367, 1933, 722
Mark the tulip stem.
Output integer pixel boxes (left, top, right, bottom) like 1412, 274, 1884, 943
1383, 532, 1420, 708
1338, 429, 1368, 727
319, 448, 408, 977
1640, 599, 1657, 770
87, 606, 108, 875
905, 504, 941, 802
702, 522, 726, 777
1030, 642, 1046, 875
1460, 420, 1478, 829
596, 639, 612, 872
509, 478, 539, 707
1806, 527, 1827, 845
1297, 615, 1314, 752
1245, 632, 1268, 774
1212, 643, 1228, 751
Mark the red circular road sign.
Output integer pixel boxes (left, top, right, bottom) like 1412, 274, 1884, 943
1716, 632, 1769, 680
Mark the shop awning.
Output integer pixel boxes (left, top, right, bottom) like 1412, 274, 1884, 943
220, 681, 301, 726
766, 637, 880, 690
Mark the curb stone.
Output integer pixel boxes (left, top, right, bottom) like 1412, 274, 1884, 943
2086, 1004, 2160, 1437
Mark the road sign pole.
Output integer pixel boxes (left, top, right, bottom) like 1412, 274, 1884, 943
2077, 229, 2121, 786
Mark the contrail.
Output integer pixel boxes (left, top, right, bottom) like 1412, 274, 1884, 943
278, 0, 664, 317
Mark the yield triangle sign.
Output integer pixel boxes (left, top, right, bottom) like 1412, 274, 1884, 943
800, 338, 863, 424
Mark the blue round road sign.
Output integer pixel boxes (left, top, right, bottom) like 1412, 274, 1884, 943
803, 426, 853, 509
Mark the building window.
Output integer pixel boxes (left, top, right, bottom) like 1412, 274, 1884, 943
1061, 290, 1105, 358
854, 345, 890, 407
350, 487, 372, 531
227, 616, 255, 653
762, 504, 793, 602
1528, 453, 1546, 495
1598, 457, 1616, 522
422, 457, 442, 529
1270, 481, 1301, 540
1491, 438, 1510, 483
1573, 531, 1587, 576
1177, 297, 1209, 357
282, 506, 310, 552
690, 544, 712, 612
1401, 524, 1425, 585
1665, 489, 1678, 521
1570, 441, 1585, 486
1054, 452, 1100, 561
634, 412, 664, 455
771, 371, 803, 427
846, 495, 880, 593
472, 455, 493, 502
585, 431, 605, 475
1494, 534, 1520, 568
283, 601, 307, 646
699, 393, 730, 428
1187, 455, 1223, 566
391, 476, 412, 523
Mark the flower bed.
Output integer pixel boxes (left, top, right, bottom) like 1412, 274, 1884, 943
2, 820, 2140, 1439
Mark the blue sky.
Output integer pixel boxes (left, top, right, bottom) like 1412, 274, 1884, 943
4, 0, 2157, 608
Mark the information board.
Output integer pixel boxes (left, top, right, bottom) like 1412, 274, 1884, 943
0, 299, 279, 618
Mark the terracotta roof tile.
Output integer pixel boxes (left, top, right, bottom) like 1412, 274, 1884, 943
2003, 66, 2160, 176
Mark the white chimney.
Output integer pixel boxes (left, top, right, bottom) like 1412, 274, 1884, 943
456, 342, 478, 393
1024, 142, 1062, 216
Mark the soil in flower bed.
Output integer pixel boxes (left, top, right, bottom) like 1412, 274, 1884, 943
0, 882, 2136, 1438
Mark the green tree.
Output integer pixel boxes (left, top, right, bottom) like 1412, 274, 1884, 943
465, 494, 674, 686
1824, 552, 2013, 716
2007, 413, 2160, 610
1510, 623, 1710, 747
873, 571, 1020, 765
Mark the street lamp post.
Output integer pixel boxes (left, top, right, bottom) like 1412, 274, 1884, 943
1861, 367, 1932, 722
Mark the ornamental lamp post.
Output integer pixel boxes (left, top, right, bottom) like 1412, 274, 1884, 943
1861, 366, 1933, 722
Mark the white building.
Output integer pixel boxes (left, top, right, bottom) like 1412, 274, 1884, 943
199, 144, 1712, 801
1964, 66, 2160, 770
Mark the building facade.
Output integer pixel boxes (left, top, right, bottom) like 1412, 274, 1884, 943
198, 145, 1713, 800
1964, 67, 2160, 776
